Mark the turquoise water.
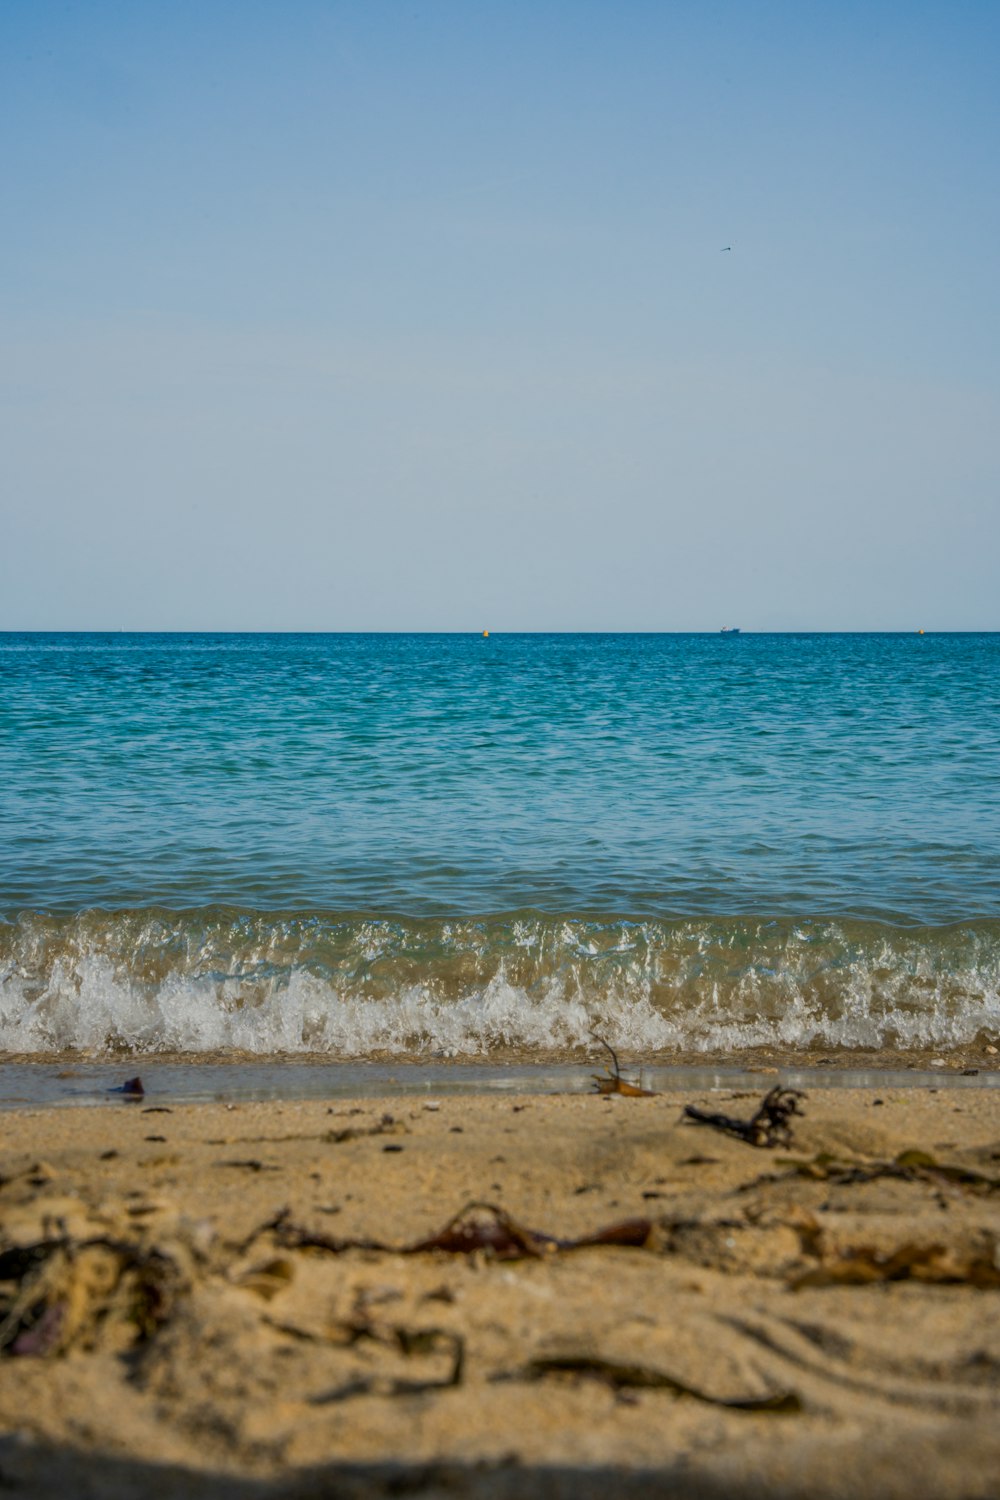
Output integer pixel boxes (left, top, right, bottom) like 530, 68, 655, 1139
2, 632, 998, 1055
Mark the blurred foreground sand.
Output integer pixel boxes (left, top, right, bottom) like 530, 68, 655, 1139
1, 1084, 999, 1498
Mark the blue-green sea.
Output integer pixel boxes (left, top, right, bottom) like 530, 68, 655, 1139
1, 632, 998, 1057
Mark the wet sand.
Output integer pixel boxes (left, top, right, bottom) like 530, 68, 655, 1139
3, 1047, 999, 1110
2, 1082, 999, 1498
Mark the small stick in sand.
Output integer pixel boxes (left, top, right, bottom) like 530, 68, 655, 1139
590, 1033, 656, 1097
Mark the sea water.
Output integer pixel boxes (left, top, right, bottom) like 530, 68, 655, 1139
1, 632, 998, 1058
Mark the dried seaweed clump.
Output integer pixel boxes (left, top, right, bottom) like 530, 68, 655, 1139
0, 1235, 183, 1358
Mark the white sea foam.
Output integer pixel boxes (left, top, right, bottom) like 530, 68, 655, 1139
1, 918, 1000, 1062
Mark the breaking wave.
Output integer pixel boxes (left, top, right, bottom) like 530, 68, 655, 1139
1, 907, 999, 1057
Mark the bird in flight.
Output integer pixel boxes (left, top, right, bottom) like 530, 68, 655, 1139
720, 245, 732, 252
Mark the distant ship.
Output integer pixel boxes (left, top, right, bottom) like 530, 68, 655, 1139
719, 626, 741, 635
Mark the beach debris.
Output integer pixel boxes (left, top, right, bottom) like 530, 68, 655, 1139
519, 1350, 800, 1412
0, 1235, 182, 1358
109, 1076, 144, 1100
759, 1149, 1000, 1195
308, 1326, 464, 1403
409, 1202, 560, 1259
255, 1201, 658, 1263
324, 1114, 409, 1145
683, 1087, 806, 1148
215, 1159, 281, 1173
791, 1233, 1000, 1289
590, 1034, 655, 1097
248, 1210, 383, 1258
407, 1202, 656, 1258
411, 1201, 646, 1259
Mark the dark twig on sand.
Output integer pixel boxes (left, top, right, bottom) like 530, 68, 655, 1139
683, 1086, 806, 1148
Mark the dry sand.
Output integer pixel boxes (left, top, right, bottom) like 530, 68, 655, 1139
1, 1080, 999, 1498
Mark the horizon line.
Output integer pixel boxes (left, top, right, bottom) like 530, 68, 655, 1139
1, 628, 996, 638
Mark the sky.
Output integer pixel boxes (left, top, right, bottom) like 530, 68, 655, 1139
2, 1, 998, 631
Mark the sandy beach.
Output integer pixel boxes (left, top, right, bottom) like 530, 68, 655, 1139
1, 1078, 999, 1498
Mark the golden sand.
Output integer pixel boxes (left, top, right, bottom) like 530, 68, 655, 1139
1, 1083, 999, 1497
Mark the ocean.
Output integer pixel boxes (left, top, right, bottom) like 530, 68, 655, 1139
1, 631, 998, 1061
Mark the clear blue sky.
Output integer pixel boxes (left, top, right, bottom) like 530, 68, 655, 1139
2, 1, 998, 630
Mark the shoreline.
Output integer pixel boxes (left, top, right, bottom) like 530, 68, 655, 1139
1, 1050, 999, 1111
2, 1084, 1000, 1496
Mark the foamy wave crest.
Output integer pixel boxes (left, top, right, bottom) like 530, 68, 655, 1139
1, 908, 999, 1055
